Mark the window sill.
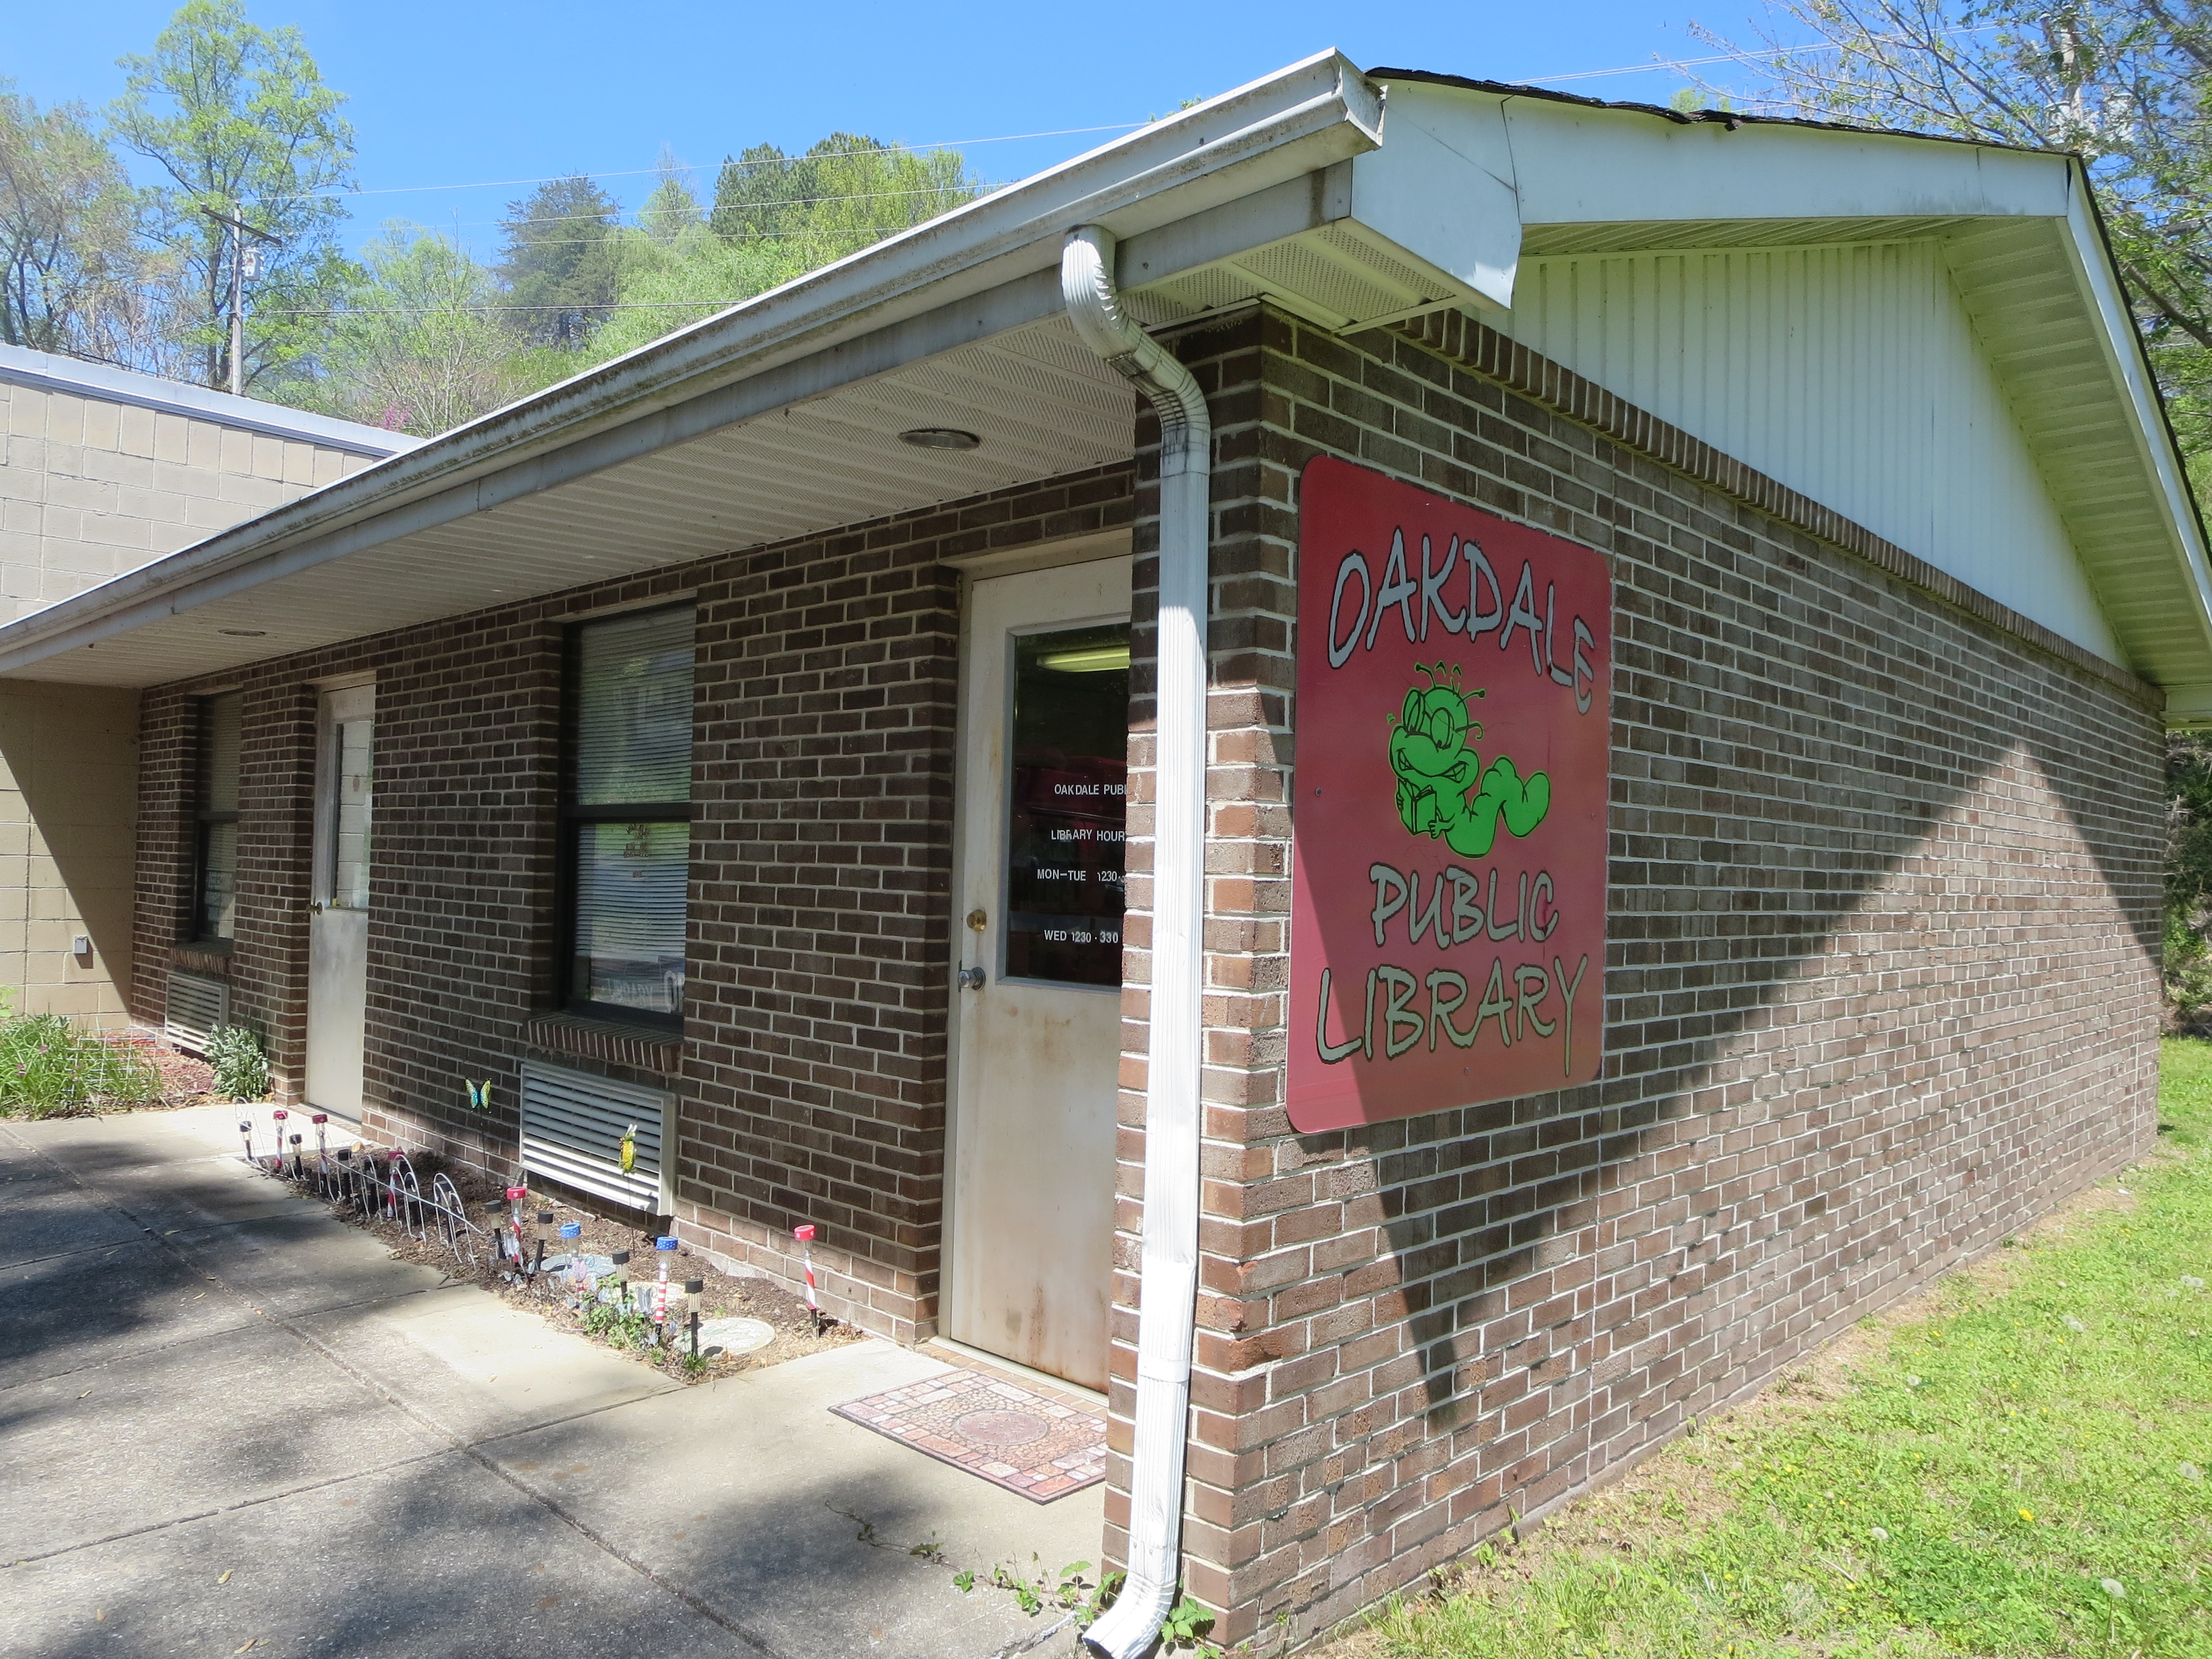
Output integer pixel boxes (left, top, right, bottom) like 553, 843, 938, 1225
523, 1011, 684, 1077
171, 941, 233, 976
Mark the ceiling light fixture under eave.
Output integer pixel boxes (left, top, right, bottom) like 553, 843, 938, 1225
898, 426, 982, 451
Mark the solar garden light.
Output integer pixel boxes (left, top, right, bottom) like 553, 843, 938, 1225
530, 1210, 552, 1281
269, 1108, 288, 1172
653, 1236, 678, 1328
237, 1118, 254, 1166
288, 1131, 303, 1180
609, 1249, 630, 1313
311, 1113, 328, 1183
503, 1186, 528, 1270
685, 1279, 703, 1359
557, 1221, 583, 1303
794, 1224, 825, 1333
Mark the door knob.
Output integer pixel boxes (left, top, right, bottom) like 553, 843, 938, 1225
957, 966, 987, 991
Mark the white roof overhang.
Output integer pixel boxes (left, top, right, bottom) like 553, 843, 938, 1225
1347, 75, 2212, 712
5, 56, 2206, 716
0, 51, 1404, 688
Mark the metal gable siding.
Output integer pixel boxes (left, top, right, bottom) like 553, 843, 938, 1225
1503, 237, 2122, 663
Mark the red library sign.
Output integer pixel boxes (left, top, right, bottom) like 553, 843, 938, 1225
1287, 457, 1611, 1134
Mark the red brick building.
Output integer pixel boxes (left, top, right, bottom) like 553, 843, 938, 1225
1, 57, 2200, 1653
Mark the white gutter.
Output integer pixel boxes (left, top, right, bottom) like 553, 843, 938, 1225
1062, 225, 1209, 1659
0, 51, 1379, 680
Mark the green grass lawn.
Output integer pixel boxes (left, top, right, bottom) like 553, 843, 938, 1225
1359, 1041, 2212, 1659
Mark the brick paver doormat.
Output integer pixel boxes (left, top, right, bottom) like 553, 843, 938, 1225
830, 1369, 1108, 1502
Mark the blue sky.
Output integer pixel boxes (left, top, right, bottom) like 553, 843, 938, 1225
6, 1, 1792, 260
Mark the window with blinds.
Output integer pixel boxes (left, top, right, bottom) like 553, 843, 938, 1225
560, 606, 696, 1025
195, 692, 242, 941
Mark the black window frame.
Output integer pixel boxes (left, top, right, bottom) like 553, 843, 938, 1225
191, 691, 242, 946
555, 604, 697, 1030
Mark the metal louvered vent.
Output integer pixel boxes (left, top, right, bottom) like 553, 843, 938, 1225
164, 972, 229, 1054
519, 1061, 672, 1213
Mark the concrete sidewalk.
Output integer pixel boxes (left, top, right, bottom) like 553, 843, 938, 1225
1, 1107, 1101, 1659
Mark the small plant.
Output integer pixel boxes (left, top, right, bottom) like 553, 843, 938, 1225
205, 1024, 270, 1101
1160, 1595, 1216, 1652
0, 1008, 161, 1118
990, 1563, 1043, 1616
952, 1569, 975, 1594
581, 1300, 655, 1351
1082, 1570, 1125, 1628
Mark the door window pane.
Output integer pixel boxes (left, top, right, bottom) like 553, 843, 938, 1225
571, 820, 690, 1014
330, 717, 373, 911
1003, 623, 1129, 985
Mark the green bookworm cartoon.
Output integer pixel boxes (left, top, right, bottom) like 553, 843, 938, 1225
1387, 662, 1550, 857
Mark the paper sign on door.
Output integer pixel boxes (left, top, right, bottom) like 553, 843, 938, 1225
1287, 457, 1611, 1134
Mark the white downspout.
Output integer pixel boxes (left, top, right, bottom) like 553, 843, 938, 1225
1062, 225, 1211, 1659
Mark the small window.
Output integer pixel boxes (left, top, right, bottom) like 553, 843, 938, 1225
194, 692, 242, 941
559, 606, 696, 1025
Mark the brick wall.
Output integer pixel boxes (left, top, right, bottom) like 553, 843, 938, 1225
133, 462, 1134, 1341
1104, 305, 2164, 1648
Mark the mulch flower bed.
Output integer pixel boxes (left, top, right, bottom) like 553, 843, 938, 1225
343, 1163, 862, 1384
94, 1030, 854, 1386
112, 1029, 215, 1104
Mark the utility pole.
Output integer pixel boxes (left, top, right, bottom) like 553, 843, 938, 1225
206, 204, 279, 398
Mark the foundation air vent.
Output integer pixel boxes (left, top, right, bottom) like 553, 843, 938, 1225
163, 972, 229, 1055
519, 1060, 672, 1213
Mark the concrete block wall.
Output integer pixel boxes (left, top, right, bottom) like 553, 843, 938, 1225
0, 377, 379, 625
0, 684, 139, 1023
1101, 305, 2164, 1648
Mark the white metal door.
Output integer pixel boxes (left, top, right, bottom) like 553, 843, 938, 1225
946, 556, 1131, 1389
306, 684, 373, 1115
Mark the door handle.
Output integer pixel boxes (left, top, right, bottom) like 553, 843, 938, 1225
306, 898, 327, 914
957, 966, 987, 991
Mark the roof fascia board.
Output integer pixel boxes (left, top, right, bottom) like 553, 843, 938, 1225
1461, 84, 2070, 229
0, 266, 1068, 675
0, 51, 1381, 672
1345, 89, 1521, 310
2052, 173, 2212, 679
0, 159, 1375, 677
0, 341, 421, 457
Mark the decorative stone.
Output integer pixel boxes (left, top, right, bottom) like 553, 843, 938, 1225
696, 1316, 775, 1356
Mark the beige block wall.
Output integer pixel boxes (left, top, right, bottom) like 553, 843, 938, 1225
0, 378, 378, 625
0, 683, 139, 1025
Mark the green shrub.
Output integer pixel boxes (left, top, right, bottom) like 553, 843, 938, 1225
205, 1024, 270, 1101
0, 1010, 161, 1118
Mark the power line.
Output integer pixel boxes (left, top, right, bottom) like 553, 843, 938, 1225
239, 123, 1142, 206
1525, 26, 1996, 86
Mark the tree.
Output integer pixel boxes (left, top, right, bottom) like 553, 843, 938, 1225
299, 222, 518, 436
108, 0, 356, 393
497, 175, 622, 349
0, 81, 166, 364
708, 133, 973, 269
638, 147, 702, 244
1709, 0, 2212, 455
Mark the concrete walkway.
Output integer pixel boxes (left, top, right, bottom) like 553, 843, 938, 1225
1, 1107, 1101, 1659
